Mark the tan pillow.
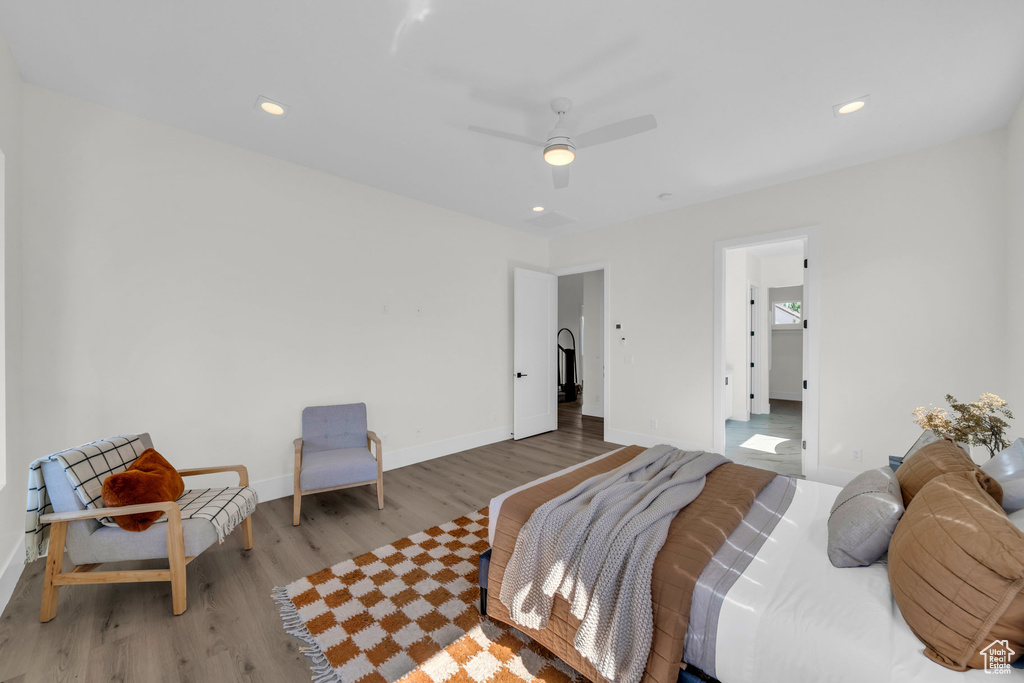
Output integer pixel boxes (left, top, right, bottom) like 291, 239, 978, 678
888, 470, 1024, 670
895, 438, 1002, 507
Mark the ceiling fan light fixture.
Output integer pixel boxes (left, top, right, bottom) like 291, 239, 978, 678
543, 142, 575, 166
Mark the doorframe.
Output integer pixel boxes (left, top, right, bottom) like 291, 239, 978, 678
552, 261, 609, 442
748, 283, 760, 417
713, 227, 820, 479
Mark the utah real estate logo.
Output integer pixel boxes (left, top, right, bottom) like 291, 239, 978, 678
980, 640, 1016, 675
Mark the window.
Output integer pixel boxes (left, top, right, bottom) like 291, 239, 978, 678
773, 300, 801, 329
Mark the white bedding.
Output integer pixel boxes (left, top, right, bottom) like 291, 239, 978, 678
489, 452, 1006, 682
714, 479, 993, 683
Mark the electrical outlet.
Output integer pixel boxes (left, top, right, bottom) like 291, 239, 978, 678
624, 354, 634, 364
416, 305, 423, 316
852, 448, 863, 462
415, 427, 422, 438
650, 419, 658, 430
381, 433, 390, 445
381, 303, 389, 314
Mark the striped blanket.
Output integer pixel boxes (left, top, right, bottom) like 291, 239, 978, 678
26, 434, 257, 562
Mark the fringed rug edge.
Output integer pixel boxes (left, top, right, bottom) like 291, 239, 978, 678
273, 585, 344, 683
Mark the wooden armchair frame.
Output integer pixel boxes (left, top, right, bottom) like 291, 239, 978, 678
38, 465, 254, 622
292, 431, 383, 526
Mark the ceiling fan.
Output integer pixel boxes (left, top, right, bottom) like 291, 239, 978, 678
468, 97, 657, 189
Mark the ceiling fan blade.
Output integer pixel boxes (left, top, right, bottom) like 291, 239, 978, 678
468, 125, 544, 147
573, 114, 657, 149
553, 165, 570, 190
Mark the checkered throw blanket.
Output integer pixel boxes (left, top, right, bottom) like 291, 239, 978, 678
26, 434, 257, 562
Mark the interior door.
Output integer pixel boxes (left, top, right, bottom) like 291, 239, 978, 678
514, 268, 557, 439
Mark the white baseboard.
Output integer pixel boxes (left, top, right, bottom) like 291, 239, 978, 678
581, 404, 603, 418
0, 537, 24, 620
0, 425, 516, 616
250, 425, 514, 503
769, 391, 803, 401
249, 472, 295, 503
604, 428, 705, 453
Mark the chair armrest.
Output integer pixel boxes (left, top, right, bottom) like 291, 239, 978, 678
367, 431, 382, 463
178, 464, 249, 487
40, 500, 181, 525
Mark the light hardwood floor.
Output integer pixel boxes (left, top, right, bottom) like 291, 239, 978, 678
725, 399, 803, 477
0, 404, 619, 683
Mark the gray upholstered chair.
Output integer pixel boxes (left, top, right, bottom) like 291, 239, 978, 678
293, 403, 383, 525
30, 433, 255, 621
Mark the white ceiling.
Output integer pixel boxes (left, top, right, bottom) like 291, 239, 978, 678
2, 1, 1024, 237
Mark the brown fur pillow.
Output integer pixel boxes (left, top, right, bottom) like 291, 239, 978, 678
101, 449, 185, 531
896, 438, 1002, 507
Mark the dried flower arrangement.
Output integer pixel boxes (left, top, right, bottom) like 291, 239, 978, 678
913, 393, 1014, 459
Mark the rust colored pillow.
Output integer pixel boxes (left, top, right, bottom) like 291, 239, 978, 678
101, 449, 185, 531
896, 438, 1002, 507
889, 470, 1024, 671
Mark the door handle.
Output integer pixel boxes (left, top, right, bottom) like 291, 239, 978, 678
516, 372, 528, 378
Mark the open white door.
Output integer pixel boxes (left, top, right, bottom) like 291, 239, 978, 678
514, 268, 557, 440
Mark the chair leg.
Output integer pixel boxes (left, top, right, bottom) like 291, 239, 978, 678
167, 517, 187, 616
241, 516, 254, 550
293, 492, 302, 526
39, 521, 67, 623
376, 478, 384, 510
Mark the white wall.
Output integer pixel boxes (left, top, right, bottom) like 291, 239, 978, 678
582, 270, 603, 416
761, 253, 804, 288
550, 130, 1008, 476
1006, 95, 1024, 416
557, 273, 583, 395
0, 29, 24, 616
769, 285, 803, 400
20, 85, 548, 501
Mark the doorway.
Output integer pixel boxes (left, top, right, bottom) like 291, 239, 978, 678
553, 263, 609, 442
713, 228, 819, 479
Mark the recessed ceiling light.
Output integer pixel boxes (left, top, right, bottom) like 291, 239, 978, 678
833, 95, 870, 118
255, 95, 289, 117
532, 206, 545, 212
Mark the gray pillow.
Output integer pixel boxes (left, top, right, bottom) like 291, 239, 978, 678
1009, 509, 1024, 532
828, 467, 905, 568
982, 438, 1024, 513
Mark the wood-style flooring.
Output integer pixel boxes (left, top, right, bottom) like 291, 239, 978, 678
725, 399, 803, 477
0, 403, 619, 683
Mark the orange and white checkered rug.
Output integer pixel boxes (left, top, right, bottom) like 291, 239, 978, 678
273, 508, 586, 683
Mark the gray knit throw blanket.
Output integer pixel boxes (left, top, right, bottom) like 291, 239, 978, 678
499, 444, 728, 683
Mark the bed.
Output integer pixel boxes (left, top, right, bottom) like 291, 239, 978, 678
484, 446, 996, 683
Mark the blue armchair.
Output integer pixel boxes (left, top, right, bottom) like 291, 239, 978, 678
293, 403, 384, 525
